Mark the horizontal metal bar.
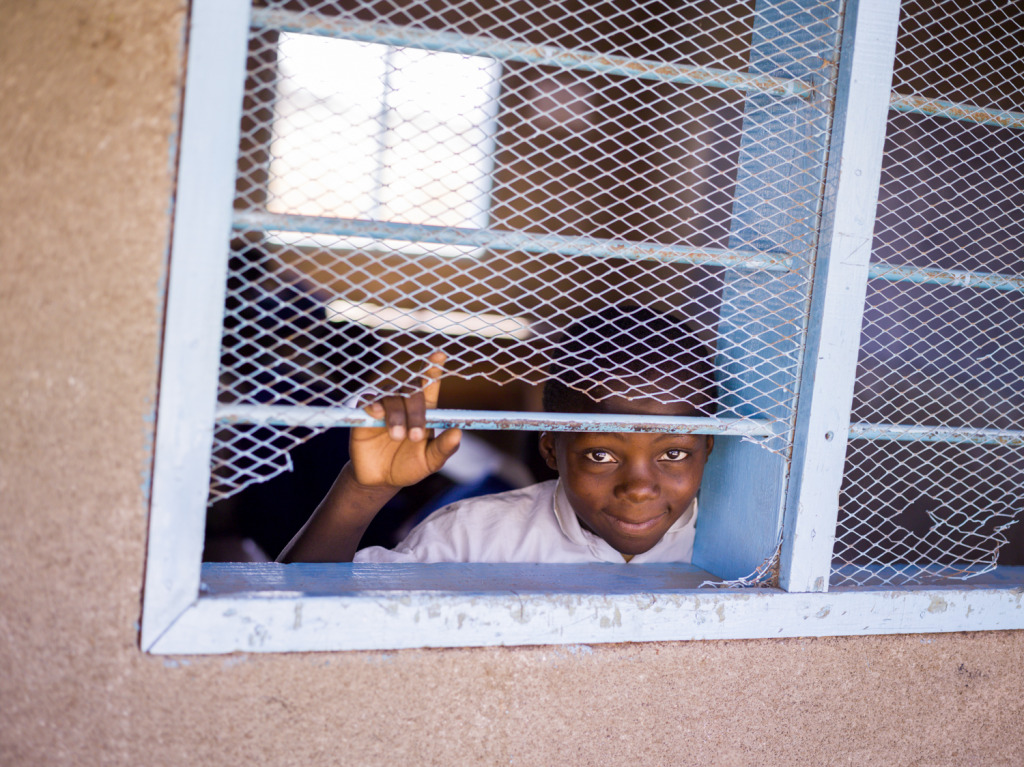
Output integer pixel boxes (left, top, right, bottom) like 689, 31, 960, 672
868, 262, 1024, 293
849, 422, 1024, 447
215, 404, 777, 437
251, 7, 815, 99
235, 211, 793, 272
890, 92, 1024, 131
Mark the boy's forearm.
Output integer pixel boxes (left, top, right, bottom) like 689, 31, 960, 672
277, 462, 399, 563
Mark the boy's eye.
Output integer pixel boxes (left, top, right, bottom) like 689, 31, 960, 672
583, 449, 616, 464
659, 449, 689, 462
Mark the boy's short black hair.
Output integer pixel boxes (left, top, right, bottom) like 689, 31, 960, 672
542, 305, 718, 415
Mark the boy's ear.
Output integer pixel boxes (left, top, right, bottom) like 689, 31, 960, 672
705, 435, 714, 456
538, 432, 559, 471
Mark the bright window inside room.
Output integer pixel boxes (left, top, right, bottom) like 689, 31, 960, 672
266, 32, 501, 257
141, 0, 1024, 655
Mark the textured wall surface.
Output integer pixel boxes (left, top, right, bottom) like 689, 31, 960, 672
1, 2, 1022, 765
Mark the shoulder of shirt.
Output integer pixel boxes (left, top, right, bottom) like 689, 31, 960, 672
386, 479, 560, 562
422, 479, 558, 523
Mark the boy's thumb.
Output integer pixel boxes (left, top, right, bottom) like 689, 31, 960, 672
425, 428, 462, 470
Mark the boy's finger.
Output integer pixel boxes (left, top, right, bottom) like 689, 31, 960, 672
379, 396, 408, 441
424, 428, 461, 472
404, 386, 427, 442
421, 351, 447, 409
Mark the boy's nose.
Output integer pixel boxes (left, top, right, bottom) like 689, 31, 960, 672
616, 464, 659, 502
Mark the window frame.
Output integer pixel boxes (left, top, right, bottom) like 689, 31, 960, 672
142, 0, 1024, 654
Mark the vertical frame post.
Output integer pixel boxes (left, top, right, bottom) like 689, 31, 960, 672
142, 0, 251, 649
779, 0, 901, 592
695, 0, 842, 580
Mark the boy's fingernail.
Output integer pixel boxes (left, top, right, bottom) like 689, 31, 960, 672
389, 426, 405, 440
409, 427, 425, 442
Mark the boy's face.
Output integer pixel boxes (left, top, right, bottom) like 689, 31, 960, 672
539, 392, 713, 558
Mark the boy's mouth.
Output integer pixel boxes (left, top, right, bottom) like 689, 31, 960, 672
605, 510, 667, 535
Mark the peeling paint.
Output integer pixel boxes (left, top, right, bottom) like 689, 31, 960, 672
565, 644, 594, 656
248, 624, 268, 647
158, 562, 1024, 653
633, 594, 657, 610
927, 596, 949, 614
510, 596, 530, 624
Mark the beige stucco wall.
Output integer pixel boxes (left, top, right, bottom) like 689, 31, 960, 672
1, 2, 1022, 764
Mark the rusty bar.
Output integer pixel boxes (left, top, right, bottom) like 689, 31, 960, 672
234, 210, 794, 272
250, 7, 815, 99
215, 404, 777, 437
849, 422, 1024, 447
890, 92, 1024, 131
868, 262, 1024, 293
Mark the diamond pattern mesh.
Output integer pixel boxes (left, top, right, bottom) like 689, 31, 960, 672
832, 0, 1024, 586
212, 0, 843, 502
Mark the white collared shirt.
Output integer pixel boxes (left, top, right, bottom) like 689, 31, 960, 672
353, 479, 697, 564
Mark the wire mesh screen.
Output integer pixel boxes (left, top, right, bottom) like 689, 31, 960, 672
210, 0, 845, 502
832, 0, 1024, 586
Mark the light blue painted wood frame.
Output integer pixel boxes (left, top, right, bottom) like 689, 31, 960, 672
780, 0, 902, 591
141, 0, 1024, 654
695, 0, 843, 581
141, 0, 252, 650
151, 562, 1024, 653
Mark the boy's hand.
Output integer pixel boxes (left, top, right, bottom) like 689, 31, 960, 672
278, 351, 461, 563
349, 351, 462, 489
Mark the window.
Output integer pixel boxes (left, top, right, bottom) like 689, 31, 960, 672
143, 0, 1024, 653
266, 32, 500, 256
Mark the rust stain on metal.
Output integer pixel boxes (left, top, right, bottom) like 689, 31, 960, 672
869, 262, 1024, 293
890, 92, 1024, 131
849, 421, 1024, 448
251, 7, 814, 99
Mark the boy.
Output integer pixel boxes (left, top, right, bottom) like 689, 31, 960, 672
278, 307, 715, 564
